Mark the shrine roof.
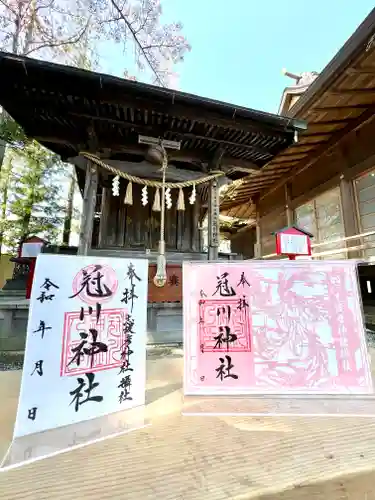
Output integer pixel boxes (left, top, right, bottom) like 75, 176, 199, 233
272, 225, 314, 238
0, 52, 304, 181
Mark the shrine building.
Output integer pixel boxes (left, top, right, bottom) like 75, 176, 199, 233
0, 52, 303, 344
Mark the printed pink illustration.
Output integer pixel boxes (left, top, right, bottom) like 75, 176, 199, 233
183, 261, 373, 395
71, 264, 118, 306
61, 308, 127, 376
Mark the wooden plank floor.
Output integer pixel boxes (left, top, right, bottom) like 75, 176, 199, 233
1, 352, 375, 500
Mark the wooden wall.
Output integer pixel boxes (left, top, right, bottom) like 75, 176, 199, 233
260, 209, 287, 256
230, 227, 256, 259
101, 183, 201, 252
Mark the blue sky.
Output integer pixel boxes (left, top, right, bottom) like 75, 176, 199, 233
102, 1, 374, 115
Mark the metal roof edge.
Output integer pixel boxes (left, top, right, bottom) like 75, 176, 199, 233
286, 7, 375, 118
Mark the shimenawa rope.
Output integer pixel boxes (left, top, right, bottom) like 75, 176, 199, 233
80, 152, 224, 188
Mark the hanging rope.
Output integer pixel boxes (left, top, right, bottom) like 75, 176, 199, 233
80, 152, 224, 187
80, 150, 224, 289
153, 144, 168, 288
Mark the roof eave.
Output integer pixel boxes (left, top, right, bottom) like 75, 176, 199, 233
287, 7, 375, 118
0, 51, 305, 136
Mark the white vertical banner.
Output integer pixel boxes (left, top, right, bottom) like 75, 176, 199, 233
2, 254, 148, 470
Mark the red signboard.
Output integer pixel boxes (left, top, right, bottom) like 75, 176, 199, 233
148, 264, 182, 303
274, 226, 313, 260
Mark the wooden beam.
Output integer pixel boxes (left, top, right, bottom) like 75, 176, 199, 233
222, 158, 260, 170
6, 91, 298, 149
70, 156, 260, 182
265, 166, 295, 173
34, 119, 273, 156
270, 155, 308, 163
233, 174, 287, 190
177, 131, 272, 156
346, 67, 375, 76
301, 132, 331, 138
67, 114, 274, 159
279, 147, 315, 156
307, 118, 357, 126
330, 88, 375, 96
104, 147, 260, 170
228, 172, 290, 192
297, 139, 329, 145
268, 160, 298, 167
311, 104, 374, 112
12, 90, 297, 139
107, 96, 300, 137
259, 107, 375, 201
44, 136, 263, 172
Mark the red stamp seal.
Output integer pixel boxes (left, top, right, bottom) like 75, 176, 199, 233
199, 298, 251, 353
60, 308, 127, 377
71, 264, 118, 306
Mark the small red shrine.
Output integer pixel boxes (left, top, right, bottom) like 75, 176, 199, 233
273, 225, 313, 260
12, 236, 47, 298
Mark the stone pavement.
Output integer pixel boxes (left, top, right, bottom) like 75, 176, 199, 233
1, 350, 375, 500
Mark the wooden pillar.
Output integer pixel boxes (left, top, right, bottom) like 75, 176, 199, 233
254, 207, 261, 258
191, 195, 199, 252
339, 174, 361, 258
98, 186, 109, 248
208, 178, 220, 260
285, 183, 294, 226
78, 159, 98, 255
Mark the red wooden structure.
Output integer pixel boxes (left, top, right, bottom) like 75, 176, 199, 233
273, 226, 313, 260
14, 236, 47, 299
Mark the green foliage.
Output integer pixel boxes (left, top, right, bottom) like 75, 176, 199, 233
0, 117, 68, 252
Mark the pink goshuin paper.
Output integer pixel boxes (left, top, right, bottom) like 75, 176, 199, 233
183, 260, 373, 396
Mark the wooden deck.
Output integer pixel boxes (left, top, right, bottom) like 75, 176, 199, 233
1, 350, 375, 500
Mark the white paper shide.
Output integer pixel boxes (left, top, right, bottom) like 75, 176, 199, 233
13, 254, 148, 438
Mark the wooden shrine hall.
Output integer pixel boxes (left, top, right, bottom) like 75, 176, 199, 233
0, 52, 304, 342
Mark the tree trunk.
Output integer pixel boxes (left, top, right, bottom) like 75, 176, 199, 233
0, 154, 13, 254
21, 212, 32, 241
0, 173, 8, 254
21, 181, 39, 240
63, 170, 76, 245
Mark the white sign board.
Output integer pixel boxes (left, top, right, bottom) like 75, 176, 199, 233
13, 254, 148, 439
21, 242, 44, 258
279, 233, 309, 255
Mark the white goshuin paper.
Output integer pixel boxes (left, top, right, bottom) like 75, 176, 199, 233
1, 254, 148, 470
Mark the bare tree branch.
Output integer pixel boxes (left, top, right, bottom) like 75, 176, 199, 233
0, 0, 16, 17
25, 17, 90, 56
109, 0, 165, 86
